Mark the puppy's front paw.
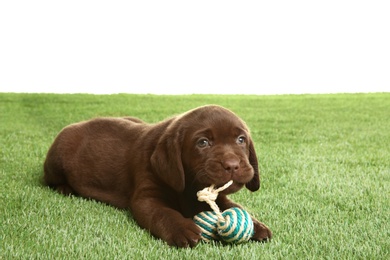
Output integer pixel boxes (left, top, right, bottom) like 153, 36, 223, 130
252, 219, 272, 242
167, 219, 202, 248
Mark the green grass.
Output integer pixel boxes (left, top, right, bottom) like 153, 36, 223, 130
1, 93, 389, 259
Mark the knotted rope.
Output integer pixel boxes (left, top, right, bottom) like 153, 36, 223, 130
196, 180, 233, 221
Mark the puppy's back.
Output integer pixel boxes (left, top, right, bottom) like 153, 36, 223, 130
43, 117, 146, 198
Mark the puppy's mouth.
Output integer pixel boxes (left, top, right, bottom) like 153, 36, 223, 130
215, 180, 245, 195
194, 165, 253, 194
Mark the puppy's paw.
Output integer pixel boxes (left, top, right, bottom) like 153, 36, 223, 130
167, 219, 202, 248
252, 219, 272, 242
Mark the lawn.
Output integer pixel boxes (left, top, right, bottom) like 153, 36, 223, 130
1, 93, 389, 259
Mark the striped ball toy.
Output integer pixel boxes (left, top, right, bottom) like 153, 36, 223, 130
194, 207, 254, 243
193, 211, 219, 242
193, 181, 255, 244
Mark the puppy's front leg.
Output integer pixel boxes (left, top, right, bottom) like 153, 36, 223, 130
251, 218, 272, 242
131, 198, 201, 248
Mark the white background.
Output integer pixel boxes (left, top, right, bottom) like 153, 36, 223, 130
1, 0, 389, 95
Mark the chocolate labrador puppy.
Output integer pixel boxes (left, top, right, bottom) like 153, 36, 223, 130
43, 105, 272, 247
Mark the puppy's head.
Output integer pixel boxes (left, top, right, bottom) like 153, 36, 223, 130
151, 105, 260, 194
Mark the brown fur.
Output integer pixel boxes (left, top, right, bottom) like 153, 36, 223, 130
43, 105, 272, 247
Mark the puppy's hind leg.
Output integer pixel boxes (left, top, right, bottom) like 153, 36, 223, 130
43, 158, 75, 196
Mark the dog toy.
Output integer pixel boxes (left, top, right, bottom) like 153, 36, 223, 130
193, 180, 254, 243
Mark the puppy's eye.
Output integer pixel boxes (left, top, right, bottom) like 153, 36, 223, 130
197, 138, 210, 148
237, 136, 246, 144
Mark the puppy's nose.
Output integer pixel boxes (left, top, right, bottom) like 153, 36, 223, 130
222, 158, 240, 173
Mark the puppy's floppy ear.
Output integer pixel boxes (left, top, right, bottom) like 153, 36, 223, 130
246, 139, 260, 191
150, 124, 185, 193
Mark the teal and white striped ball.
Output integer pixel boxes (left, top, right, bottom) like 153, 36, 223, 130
193, 211, 219, 242
193, 207, 254, 243
217, 207, 254, 243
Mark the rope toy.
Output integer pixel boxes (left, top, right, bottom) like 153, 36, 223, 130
193, 180, 254, 243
